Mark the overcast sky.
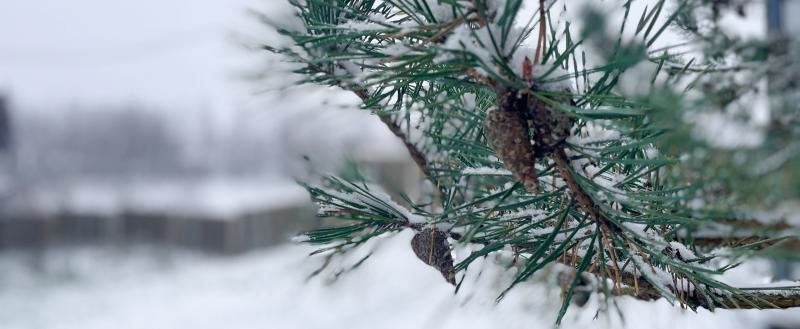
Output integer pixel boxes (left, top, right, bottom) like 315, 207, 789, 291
0, 0, 770, 110
0, 0, 260, 112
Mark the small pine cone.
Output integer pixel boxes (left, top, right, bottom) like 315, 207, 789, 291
411, 228, 456, 284
484, 106, 540, 193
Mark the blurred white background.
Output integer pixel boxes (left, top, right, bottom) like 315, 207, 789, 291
0, 1, 798, 328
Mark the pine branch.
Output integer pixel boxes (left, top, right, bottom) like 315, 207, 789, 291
686, 219, 800, 249
609, 263, 800, 310
304, 173, 800, 311
459, 232, 800, 309
270, 0, 800, 319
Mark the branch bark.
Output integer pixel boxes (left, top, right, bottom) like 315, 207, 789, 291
608, 262, 800, 309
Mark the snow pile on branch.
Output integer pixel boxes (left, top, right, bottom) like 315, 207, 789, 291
462, 167, 513, 176
314, 180, 427, 224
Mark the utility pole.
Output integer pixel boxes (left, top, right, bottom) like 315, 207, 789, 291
0, 95, 10, 154
0, 94, 14, 202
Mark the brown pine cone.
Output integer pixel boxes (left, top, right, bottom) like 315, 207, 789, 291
484, 87, 541, 193
411, 228, 456, 284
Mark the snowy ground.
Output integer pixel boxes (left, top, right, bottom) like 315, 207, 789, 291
1, 230, 798, 329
